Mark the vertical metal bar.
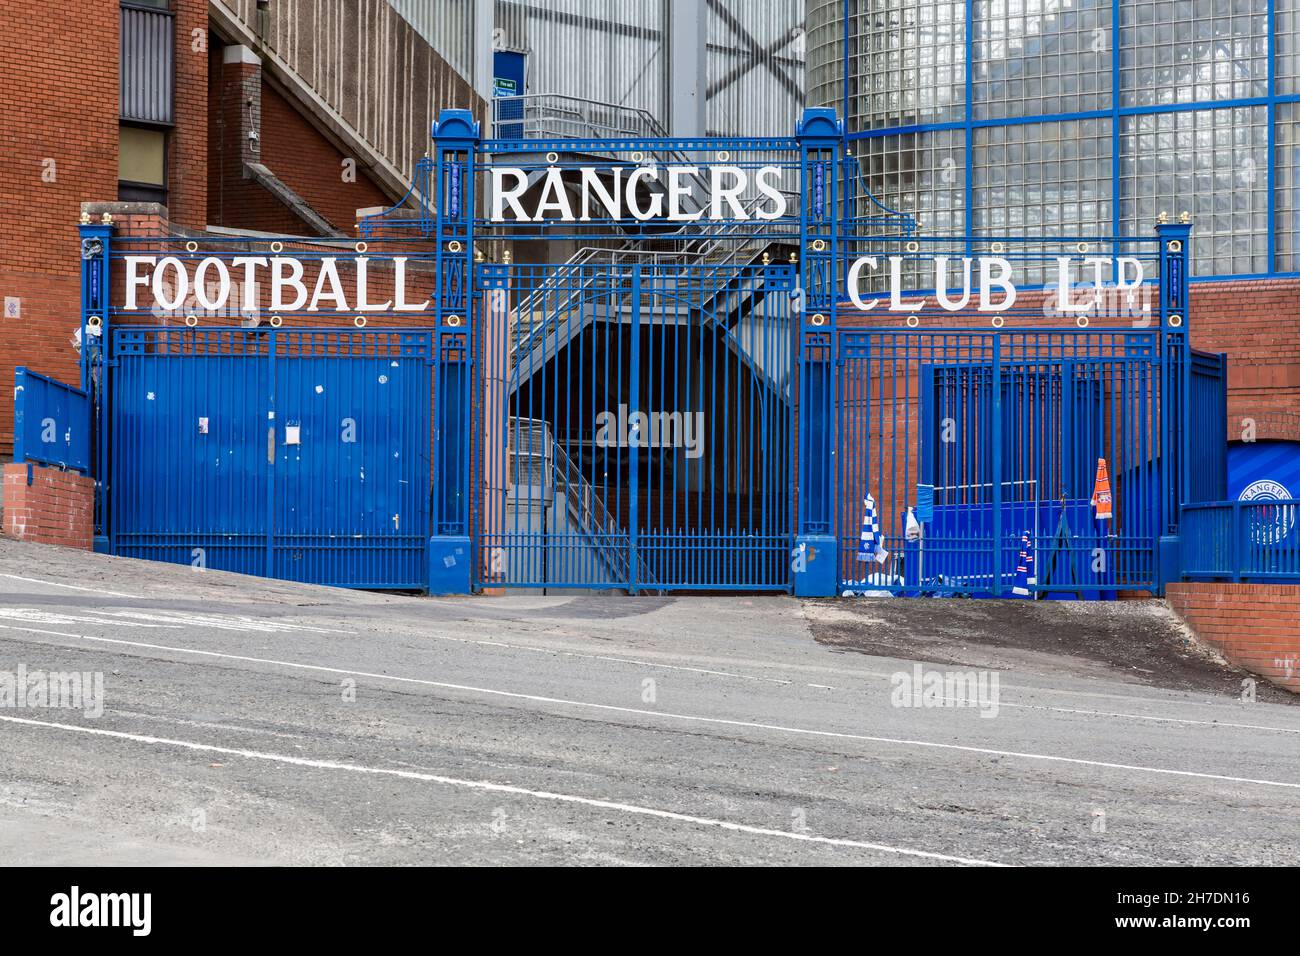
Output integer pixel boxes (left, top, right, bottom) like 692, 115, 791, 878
1234, 500, 1244, 582
266, 330, 277, 579
629, 264, 641, 593
965, 0, 975, 255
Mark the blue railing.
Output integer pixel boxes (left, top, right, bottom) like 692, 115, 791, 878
1182, 500, 1300, 582
13, 367, 91, 473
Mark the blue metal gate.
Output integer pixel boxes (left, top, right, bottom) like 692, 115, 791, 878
837, 328, 1165, 596
75, 107, 1198, 596
109, 327, 433, 588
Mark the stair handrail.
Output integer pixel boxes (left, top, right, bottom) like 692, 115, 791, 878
545, 421, 657, 587
511, 188, 794, 365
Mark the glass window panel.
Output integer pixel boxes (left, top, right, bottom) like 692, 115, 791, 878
1279, 0, 1300, 95
1120, 106, 1267, 276
841, 0, 966, 133
855, 129, 966, 288
1274, 103, 1300, 272
1119, 0, 1267, 106
973, 0, 1113, 120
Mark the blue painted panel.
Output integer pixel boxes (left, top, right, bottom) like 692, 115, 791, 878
1188, 350, 1227, 503
274, 350, 431, 588
493, 51, 526, 139
111, 330, 272, 575
109, 328, 432, 589
1228, 440, 1300, 501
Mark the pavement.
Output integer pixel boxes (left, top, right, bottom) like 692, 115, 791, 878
0, 538, 1297, 866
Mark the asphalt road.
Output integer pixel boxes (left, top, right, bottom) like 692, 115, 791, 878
0, 539, 1297, 866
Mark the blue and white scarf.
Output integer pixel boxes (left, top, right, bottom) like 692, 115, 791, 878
856, 493, 889, 564
1012, 530, 1036, 597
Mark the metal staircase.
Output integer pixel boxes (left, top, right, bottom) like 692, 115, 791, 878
508, 191, 797, 388
508, 416, 655, 591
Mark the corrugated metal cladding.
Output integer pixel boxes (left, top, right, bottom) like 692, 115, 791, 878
121, 5, 175, 125
706, 0, 805, 138
386, 0, 478, 83
218, 0, 481, 186
488, 0, 805, 136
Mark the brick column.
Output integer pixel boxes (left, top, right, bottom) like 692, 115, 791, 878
209, 44, 263, 229
168, 0, 210, 229
1167, 582, 1300, 693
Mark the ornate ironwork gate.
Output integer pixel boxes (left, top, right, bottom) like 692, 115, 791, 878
475, 262, 795, 592
75, 106, 1195, 596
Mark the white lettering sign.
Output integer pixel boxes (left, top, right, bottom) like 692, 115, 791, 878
846, 255, 1147, 314
487, 164, 790, 222
121, 256, 432, 314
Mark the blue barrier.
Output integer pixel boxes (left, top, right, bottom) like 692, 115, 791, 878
1182, 500, 1300, 582
13, 367, 91, 473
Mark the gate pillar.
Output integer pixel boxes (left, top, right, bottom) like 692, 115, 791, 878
1157, 217, 1192, 592
793, 108, 842, 596
429, 109, 480, 594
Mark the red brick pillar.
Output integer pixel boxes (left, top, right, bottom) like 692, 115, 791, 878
2, 463, 94, 550
1167, 582, 1300, 693
169, 0, 210, 230
209, 43, 263, 229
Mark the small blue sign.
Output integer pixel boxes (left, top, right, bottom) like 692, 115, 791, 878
1167, 258, 1182, 309
915, 483, 934, 522
448, 165, 461, 219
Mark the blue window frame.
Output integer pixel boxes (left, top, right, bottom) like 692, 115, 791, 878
836, 0, 1300, 281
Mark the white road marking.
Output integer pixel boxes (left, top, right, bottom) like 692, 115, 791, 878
0, 606, 343, 636
983, 699, 1300, 735
113, 710, 307, 741
3, 623, 1299, 791
0, 609, 180, 629
0, 712, 1005, 867
98, 609, 343, 635
0, 574, 136, 598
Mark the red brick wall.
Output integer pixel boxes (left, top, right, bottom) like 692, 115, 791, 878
260, 85, 392, 232
1188, 280, 1300, 443
0, 1, 211, 457
1, 463, 94, 550
1167, 582, 1300, 693
169, 0, 210, 230
208, 43, 391, 235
